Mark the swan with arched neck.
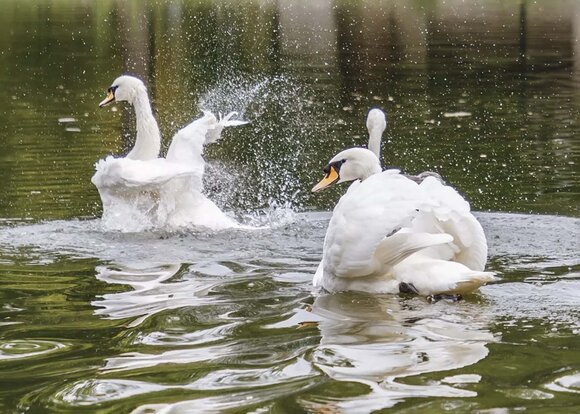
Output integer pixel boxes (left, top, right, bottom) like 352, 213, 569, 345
311, 110, 495, 298
93, 75, 247, 231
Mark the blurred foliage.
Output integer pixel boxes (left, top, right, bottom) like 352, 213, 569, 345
0, 0, 578, 221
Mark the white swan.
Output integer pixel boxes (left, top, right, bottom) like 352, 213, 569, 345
311, 147, 495, 299
93, 75, 247, 231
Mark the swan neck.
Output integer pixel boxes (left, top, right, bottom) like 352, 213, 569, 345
127, 89, 161, 160
361, 162, 382, 181
367, 129, 382, 160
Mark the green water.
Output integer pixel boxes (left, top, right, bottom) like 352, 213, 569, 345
0, 1, 579, 413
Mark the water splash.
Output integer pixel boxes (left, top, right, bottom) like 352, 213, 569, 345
198, 75, 271, 119
199, 74, 321, 214
240, 201, 298, 228
94, 74, 320, 233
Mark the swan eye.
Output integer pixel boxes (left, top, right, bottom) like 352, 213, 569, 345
322, 159, 347, 178
108, 85, 119, 94
330, 159, 346, 172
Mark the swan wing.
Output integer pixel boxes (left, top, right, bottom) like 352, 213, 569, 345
414, 176, 488, 270
322, 171, 449, 278
205, 112, 249, 145
373, 231, 453, 271
92, 156, 200, 190
165, 111, 248, 165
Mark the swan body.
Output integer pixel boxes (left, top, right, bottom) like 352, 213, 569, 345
93, 75, 247, 231
312, 145, 494, 296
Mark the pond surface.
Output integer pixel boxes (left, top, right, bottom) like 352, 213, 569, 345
0, 1, 579, 413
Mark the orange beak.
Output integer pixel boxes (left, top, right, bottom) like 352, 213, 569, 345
99, 90, 115, 107
312, 165, 339, 192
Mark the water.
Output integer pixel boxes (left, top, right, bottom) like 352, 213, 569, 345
0, 0, 579, 413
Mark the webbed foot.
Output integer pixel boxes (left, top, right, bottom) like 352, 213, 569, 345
426, 294, 463, 303
399, 282, 420, 295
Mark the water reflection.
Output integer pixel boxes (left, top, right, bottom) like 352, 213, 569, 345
72, 262, 321, 411
1, 212, 578, 412
273, 292, 493, 412
92, 279, 494, 413
93, 263, 221, 328
545, 372, 580, 395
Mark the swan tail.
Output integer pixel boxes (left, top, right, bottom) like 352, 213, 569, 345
394, 257, 498, 295
428, 269, 498, 295
374, 231, 453, 270
453, 271, 498, 293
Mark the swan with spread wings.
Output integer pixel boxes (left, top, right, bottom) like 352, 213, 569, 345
93, 75, 247, 231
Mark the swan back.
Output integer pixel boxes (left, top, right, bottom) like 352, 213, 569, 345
323, 171, 416, 271
412, 176, 488, 271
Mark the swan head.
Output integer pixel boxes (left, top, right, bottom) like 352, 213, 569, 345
312, 148, 382, 192
99, 75, 147, 107
366, 108, 387, 135
366, 108, 387, 159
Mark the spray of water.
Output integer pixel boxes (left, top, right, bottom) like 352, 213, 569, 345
94, 73, 325, 232
197, 74, 323, 227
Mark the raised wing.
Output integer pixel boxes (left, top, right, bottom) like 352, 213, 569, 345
165, 111, 248, 165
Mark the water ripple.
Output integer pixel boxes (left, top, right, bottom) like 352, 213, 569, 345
52, 379, 167, 407
190, 357, 319, 390
48, 358, 319, 409
1, 212, 579, 413
0, 339, 68, 361
299, 381, 476, 414
545, 372, 580, 394
272, 292, 493, 412
133, 323, 241, 347
103, 333, 316, 373
130, 380, 319, 414
92, 264, 225, 328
